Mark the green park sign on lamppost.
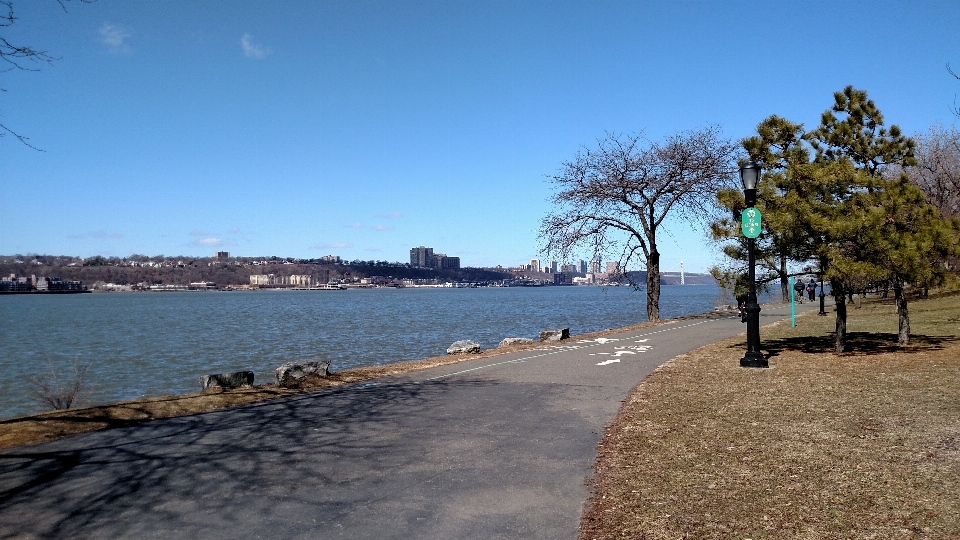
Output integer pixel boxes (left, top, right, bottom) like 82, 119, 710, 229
739, 161, 767, 368
741, 206, 762, 239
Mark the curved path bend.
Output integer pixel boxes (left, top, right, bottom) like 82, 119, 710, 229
0, 301, 826, 539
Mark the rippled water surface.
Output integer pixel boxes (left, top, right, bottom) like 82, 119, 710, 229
1, 284, 723, 418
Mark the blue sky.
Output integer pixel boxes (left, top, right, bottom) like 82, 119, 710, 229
1, 0, 958, 272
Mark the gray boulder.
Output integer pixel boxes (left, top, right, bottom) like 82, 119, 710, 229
276, 360, 331, 387
200, 371, 254, 390
446, 340, 481, 355
498, 337, 535, 348
539, 328, 570, 342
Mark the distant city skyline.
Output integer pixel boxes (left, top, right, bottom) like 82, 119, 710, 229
2, 2, 958, 273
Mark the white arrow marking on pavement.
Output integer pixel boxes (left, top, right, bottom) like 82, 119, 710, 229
596, 359, 620, 366
612, 351, 636, 357
635, 339, 649, 343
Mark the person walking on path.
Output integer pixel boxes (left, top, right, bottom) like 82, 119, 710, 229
807, 280, 816, 302
794, 279, 805, 304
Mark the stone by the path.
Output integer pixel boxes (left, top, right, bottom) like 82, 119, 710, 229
539, 328, 570, 342
200, 371, 254, 390
276, 360, 332, 387
447, 340, 481, 355
499, 337, 535, 348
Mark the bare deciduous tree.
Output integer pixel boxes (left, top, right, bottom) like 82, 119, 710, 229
540, 127, 739, 321
1, 0, 91, 149
27, 360, 92, 410
950, 63, 960, 119
900, 124, 960, 220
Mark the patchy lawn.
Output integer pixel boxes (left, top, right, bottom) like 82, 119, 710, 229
580, 293, 960, 539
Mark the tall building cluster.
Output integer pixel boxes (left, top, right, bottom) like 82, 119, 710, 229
409, 246, 460, 270
527, 258, 599, 274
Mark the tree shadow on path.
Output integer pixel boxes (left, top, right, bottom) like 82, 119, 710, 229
0, 378, 505, 539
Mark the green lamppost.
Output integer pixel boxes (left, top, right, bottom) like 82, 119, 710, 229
740, 161, 767, 368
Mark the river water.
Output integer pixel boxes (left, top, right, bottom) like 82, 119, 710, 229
1, 284, 726, 418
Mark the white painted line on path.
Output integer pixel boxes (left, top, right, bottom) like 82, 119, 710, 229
415, 316, 737, 383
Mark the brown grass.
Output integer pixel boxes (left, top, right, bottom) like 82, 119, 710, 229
0, 317, 679, 450
580, 293, 960, 539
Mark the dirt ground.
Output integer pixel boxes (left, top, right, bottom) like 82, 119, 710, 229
579, 292, 960, 539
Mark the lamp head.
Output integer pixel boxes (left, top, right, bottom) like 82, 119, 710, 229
740, 161, 761, 191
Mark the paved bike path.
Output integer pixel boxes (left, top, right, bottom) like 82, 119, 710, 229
0, 301, 825, 539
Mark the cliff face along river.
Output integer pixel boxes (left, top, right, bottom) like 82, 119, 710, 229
1, 284, 725, 418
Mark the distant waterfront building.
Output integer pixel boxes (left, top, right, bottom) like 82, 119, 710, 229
410, 246, 461, 269
549, 260, 558, 273
249, 273, 327, 287
590, 259, 602, 274
560, 264, 577, 274
214, 251, 230, 260
410, 246, 435, 268
250, 274, 276, 286
1, 274, 83, 292
189, 281, 217, 290
288, 275, 312, 287
578, 260, 588, 274
435, 254, 460, 270
320, 255, 341, 263
606, 262, 621, 275
529, 259, 541, 273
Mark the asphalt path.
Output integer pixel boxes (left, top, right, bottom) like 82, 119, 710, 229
0, 299, 829, 539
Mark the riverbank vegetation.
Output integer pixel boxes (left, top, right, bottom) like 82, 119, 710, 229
0, 254, 513, 287
580, 291, 960, 539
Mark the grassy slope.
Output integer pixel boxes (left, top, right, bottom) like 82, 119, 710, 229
580, 293, 960, 539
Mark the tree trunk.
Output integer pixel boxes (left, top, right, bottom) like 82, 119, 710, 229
832, 280, 847, 353
646, 250, 661, 321
779, 255, 789, 302
894, 279, 911, 345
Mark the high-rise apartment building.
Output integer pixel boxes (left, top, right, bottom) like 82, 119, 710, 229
435, 254, 460, 270
578, 260, 588, 274
550, 260, 558, 273
529, 259, 541, 272
589, 259, 602, 274
410, 246, 435, 268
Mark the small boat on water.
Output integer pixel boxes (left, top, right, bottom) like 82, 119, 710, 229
309, 283, 346, 290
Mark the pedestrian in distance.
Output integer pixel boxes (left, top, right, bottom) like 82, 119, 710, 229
793, 279, 805, 304
807, 280, 816, 302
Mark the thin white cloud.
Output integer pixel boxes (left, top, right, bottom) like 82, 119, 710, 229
372, 224, 394, 231
99, 23, 131, 53
346, 222, 364, 229
312, 242, 352, 250
67, 230, 124, 240
241, 33, 272, 59
195, 237, 227, 247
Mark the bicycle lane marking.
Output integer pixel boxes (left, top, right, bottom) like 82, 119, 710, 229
414, 316, 738, 383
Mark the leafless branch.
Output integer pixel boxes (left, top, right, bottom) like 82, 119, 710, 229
27, 360, 92, 410
541, 126, 739, 320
